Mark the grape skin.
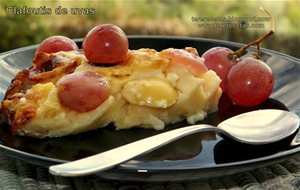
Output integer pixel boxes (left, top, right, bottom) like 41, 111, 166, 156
57, 71, 110, 112
225, 57, 274, 107
82, 24, 129, 64
35, 36, 78, 55
202, 47, 236, 91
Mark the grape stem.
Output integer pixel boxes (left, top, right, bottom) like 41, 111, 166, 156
230, 30, 274, 59
228, 5, 275, 60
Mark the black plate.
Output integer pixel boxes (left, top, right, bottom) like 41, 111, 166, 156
0, 36, 300, 182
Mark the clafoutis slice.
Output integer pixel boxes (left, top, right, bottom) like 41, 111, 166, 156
1, 48, 221, 138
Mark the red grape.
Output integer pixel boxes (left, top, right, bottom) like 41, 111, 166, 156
225, 57, 274, 107
35, 36, 78, 55
57, 71, 110, 112
82, 24, 129, 64
202, 47, 236, 91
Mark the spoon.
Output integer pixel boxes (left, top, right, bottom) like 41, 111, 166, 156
49, 109, 299, 177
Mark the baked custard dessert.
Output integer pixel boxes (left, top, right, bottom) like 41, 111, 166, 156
0, 24, 222, 138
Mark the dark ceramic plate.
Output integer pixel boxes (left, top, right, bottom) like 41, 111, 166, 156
0, 36, 300, 182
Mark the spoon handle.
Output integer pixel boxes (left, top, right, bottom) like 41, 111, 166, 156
49, 124, 215, 177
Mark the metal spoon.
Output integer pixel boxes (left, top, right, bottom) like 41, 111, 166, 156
49, 109, 299, 177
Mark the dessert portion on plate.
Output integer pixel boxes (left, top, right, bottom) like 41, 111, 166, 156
0, 24, 222, 138
1, 48, 221, 138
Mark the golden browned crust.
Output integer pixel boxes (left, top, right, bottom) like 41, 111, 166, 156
1, 51, 83, 136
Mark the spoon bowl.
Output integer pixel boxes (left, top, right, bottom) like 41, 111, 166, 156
49, 109, 299, 177
218, 109, 299, 144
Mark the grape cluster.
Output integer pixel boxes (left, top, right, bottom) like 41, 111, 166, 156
202, 47, 274, 107
202, 5, 276, 107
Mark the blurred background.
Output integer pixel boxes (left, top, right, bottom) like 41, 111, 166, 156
0, 0, 299, 58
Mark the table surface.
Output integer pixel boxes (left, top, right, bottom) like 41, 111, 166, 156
1, 153, 300, 190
